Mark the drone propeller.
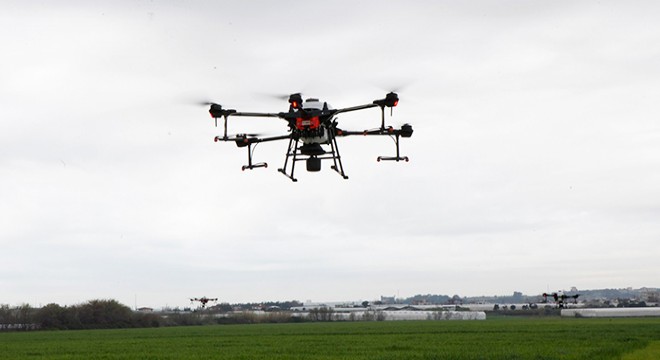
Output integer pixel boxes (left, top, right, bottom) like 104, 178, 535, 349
255, 92, 308, 110
187, 95, 226, 107
273, 93, 298, 101
370, 78, 414, 93
233, 133, 264, 138
255, 91, 302, 101
384, 85, 407, 94
215, 133, 265, 141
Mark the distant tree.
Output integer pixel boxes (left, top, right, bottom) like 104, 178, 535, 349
36, 303, 67, 330
0, 304, 12, 324
375, 311, 386, 321
16, 304, 36, 330
77, 299, 134, 328
133, 312, 162, 327
210, 303, 233, 313
449, 295, 462, 305
308, 307, 334, 322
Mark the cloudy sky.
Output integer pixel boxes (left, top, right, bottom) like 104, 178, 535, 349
2, 0, 659, 308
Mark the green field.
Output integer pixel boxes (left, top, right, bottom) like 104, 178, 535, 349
1, 317, 659, 359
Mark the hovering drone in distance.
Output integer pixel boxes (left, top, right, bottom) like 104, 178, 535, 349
190, 297, 218, 309
542, 291, 580, 308
205, 92, 413, 182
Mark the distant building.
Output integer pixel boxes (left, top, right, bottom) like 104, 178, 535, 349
380, 296, 396, 304
412, 298, 430, 306
640, 288, 659, 303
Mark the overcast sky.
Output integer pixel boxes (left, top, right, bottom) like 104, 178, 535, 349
1, 0, 659, 308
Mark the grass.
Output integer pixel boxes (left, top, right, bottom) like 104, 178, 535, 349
621, 341, 660, 360
0, 317, 659, 359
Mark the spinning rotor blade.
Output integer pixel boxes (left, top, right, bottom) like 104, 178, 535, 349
255, 92, 307, 110
371, 78, 414, 93
216, 132, 265, 140
231, 133, 265, 138
255, 92, 303, 101
215, 131, 285, 141
266, 93, 298, 101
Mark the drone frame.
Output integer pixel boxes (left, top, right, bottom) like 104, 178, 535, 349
208, 93, 412, 182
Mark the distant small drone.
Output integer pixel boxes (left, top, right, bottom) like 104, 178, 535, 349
190, 297, 218, 309
542, 291, 579, 308
204, 92, 413, 181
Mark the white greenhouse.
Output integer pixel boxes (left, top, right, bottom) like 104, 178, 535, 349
561, 308, 660, 318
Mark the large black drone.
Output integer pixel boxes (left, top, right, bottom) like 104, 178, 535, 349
206, 92, 413, 182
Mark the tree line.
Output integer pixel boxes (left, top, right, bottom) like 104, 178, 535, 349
1, 300, 161, 331
1, 299, 352, 332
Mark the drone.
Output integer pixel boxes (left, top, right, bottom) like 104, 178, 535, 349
205, 92, 413, 182
190, 297, 218, 309
542, 292, 580, 308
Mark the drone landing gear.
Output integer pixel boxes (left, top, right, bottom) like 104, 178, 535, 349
278, 138, 299, 182
329, 133, 349, 179
242, 162, 267, 171
378, 156, 409, 162
377, 133, 409, 162
278, 136, 349, 182
241, 143, 267, 171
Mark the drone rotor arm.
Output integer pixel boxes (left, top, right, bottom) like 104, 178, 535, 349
215, 134, 290, 147
251, 134, 291, 143
229, 112, 285, 119
334, 103, 379, 115
335, 129, 380, 136
335, 126, 412, 137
